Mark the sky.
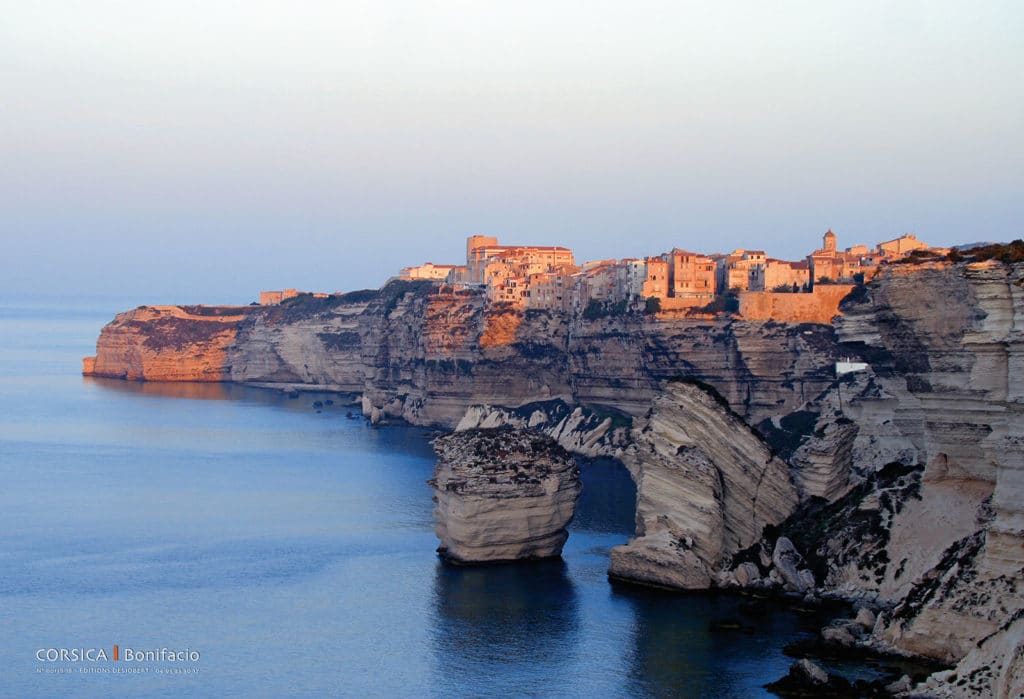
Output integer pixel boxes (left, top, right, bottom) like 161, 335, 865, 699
2, 1, 1021, 304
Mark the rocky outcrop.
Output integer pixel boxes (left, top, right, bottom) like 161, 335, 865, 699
772, 536, 817, 593
429, 428, 580, 564
878, 529, 1023, 664
229, 294, 373, 392
83, 305, 253, 381
608, 379, 799, 589
788, 415, 857, 501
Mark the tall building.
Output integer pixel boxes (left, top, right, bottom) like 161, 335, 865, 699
465, 236, 574, 285
715, 249, 765, 293
823, 229, 837, 253
807, 229, 863, 285
662, 249, 717, 300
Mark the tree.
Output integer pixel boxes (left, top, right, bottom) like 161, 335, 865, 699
772, 283, 793, 293
582, 299, 604, 320
644, 296, 662, 314
699, 288, 740, 315
608, 299, 629, 316
817, 276, 834, 285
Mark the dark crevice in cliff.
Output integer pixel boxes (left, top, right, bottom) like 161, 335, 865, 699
756, 410, 820, 461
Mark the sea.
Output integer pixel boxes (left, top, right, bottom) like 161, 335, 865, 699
1, 296, 858, 698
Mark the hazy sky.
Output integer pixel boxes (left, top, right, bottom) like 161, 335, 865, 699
2, 1, 1021, 303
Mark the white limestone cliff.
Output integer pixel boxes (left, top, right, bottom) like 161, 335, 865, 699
607, 380, 799, 589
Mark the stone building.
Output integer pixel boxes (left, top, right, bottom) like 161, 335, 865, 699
662, 249, 717, 301
258, 289, 300, 305
526, 271, 576, 312
757, 259, 810, 291
399, 263, 460, 280
716, 249, 766, 293
612, 258, 670, 303
641, 257, 669, 299
806, 230, 864, 285
575, 261, 618, 308
877, 233, 928, 257
465, 235, 574, 285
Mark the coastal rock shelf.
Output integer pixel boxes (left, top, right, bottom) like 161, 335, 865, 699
429, 428, 580, 564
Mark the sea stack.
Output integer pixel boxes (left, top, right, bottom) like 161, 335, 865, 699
430, 428, 581, 564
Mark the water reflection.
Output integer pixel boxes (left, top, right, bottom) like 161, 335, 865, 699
431, 559, 579, 681
612, 585, 720, 697
85, 376, 359, 409
86, 376, 235, 401
610, 584, 827, 698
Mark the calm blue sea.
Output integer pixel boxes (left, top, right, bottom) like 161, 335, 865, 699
0, 297, 830, 698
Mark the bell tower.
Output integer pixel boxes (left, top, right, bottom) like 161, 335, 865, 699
823, 229, 837, 253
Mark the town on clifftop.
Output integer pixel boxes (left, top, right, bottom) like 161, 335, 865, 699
260, 230, 949, 322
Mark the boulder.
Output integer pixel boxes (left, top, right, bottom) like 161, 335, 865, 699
790, 659, 829, 686
763, 658, 831, 695
772, 536, 814, 592
822, 624, 857, 647
854, 607, 876, 629
884, 674, 912, 694
734, 561, 761, 587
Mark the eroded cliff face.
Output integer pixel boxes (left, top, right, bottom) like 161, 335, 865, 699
748, 260, 1023, 695
228, 296, 373, 391
85, 283, 843, 430
820, 264, 1021, 603
566, 314, 839, 425
352, 296, 843, 429
607, 380, 799, 589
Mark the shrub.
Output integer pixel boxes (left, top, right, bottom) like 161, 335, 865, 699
582, 299, 605, 320
582, 298, 631, 319
696, 289, 739, 315
955, 239, 1024, 263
